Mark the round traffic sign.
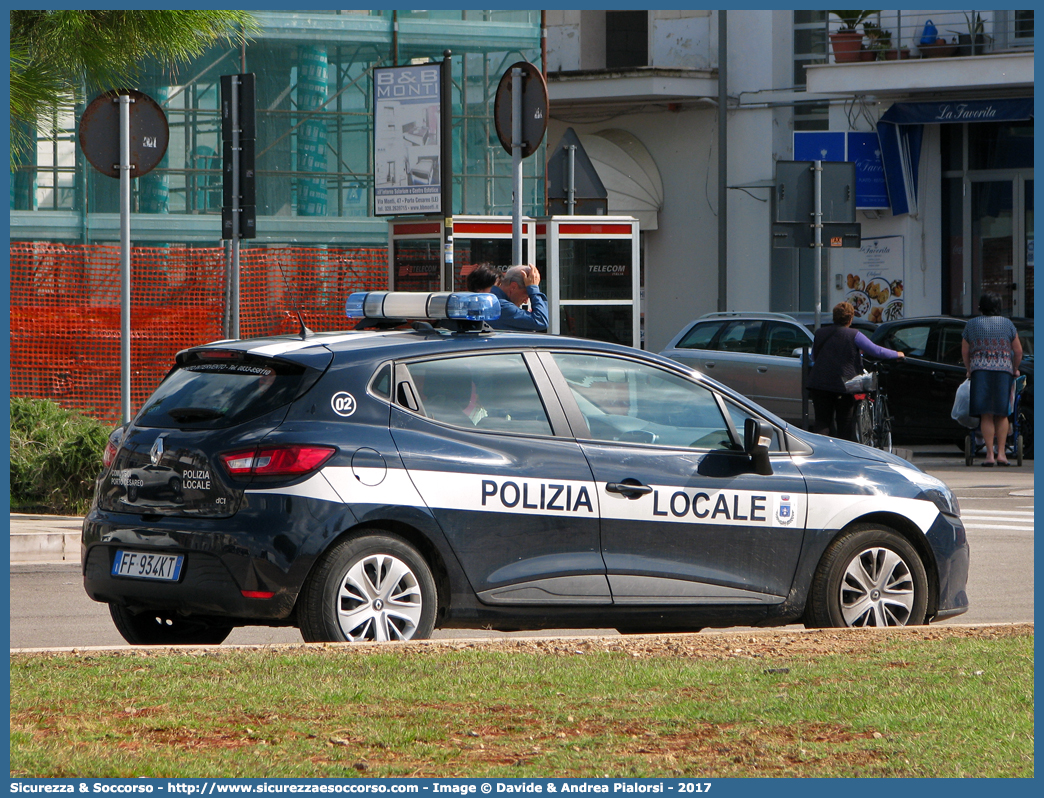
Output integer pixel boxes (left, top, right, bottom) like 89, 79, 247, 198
493, 61, 548, 159
79, 89, 169, 179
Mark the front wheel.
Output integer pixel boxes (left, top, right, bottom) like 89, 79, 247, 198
109, 604, 233, 645
298, 532, 437, 643
805, 525, 928, 628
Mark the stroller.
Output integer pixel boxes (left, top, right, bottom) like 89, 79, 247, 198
963, 374, 1027, 466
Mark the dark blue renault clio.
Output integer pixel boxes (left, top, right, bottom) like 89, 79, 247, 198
83, 291, 969, 645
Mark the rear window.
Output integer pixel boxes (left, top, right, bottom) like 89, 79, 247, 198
135, 359, 310, 429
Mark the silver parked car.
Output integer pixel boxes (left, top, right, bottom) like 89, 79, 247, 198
659, 312, 814, 426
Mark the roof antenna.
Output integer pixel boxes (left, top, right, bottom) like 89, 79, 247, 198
274, 260, 313, 339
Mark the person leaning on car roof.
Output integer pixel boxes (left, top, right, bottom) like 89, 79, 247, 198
483, 264, 549, 332
808, 301, 904, 441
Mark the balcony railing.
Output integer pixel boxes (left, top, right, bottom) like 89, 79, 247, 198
825, 10, 1033, 62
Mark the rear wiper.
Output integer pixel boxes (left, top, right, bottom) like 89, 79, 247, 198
168, 407, 226, 422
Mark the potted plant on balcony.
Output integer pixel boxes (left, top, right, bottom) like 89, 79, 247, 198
956, 12, 989, 56
829, 10, 879, 62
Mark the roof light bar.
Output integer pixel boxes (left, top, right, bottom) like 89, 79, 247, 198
345, 291, 501, 322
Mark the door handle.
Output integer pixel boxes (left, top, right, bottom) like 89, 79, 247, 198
704, 362, 716, 368
757, 366, 768, 373
606, 482, 653, 498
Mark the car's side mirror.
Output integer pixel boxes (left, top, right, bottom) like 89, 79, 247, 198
744, 418, 773, 475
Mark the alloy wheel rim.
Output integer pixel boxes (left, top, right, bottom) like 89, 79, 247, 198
337, 553, 423, 641
840, 546, 915, 626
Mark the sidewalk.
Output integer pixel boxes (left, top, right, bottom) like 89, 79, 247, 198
8, 447, 1032, 565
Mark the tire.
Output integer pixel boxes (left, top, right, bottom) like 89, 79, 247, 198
298, 532, 436, 643
875, 396, 893, 453
804, 525, 928, 628
1016, 434, 1024, 467
1017, 409, 1032, 459
109, 604, 233, 646
855, 400, 872, 446
965, 435, 974, 467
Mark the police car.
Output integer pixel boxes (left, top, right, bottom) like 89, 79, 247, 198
83, 291, 969, 645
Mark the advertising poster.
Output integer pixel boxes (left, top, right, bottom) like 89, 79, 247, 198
373, 64, 442, 216
842, 235, 905, 322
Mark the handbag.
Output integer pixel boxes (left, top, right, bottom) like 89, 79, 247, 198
951, 378, 979, 428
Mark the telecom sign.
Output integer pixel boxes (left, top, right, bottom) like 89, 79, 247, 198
373, 64, 442, 216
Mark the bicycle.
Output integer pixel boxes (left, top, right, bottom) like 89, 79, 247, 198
849, 363, 893, 453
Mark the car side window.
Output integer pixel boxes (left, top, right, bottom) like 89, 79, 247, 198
402, 354, 552, 436
718, 320, 763, 353
675, 321, 725, 350
882, 325, 930, 357
764, 321, 809, 358
550, 353, 735, 450
938, 325, 966, 366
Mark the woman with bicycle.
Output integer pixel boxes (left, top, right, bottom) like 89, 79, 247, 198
808, 301, 905, 441
961, 292, 1022, 466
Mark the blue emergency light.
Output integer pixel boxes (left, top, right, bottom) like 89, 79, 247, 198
345, 291, 501, 322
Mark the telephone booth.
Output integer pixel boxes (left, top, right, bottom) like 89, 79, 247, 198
388, 214, 640, 348
538, 216, 640, 347
388, 216, 536, 292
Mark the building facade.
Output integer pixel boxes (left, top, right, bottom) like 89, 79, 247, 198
544, 9, 1033, 350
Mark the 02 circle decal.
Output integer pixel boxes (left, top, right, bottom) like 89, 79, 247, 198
331, 392, 357, 417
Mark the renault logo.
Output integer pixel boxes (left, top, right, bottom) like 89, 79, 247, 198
150, 435, 166, 465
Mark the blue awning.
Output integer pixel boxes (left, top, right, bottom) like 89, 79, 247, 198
876, 98, 1033, 216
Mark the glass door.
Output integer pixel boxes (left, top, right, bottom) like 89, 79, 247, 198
969, 175, 1032, 318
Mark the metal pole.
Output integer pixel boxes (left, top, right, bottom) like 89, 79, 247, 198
230, 76, 240, 338
441, 51, 453, 289
717, 10, 728, 312
813, 160, 823, 331
511, 66, 523, 264
119, 93, 132, 424
566, 145, 576, 214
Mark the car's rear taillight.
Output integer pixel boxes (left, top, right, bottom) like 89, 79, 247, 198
102, 428, 124, 468
220, 445, 336, 477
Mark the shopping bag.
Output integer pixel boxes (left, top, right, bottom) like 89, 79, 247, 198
951, 378, 978, 428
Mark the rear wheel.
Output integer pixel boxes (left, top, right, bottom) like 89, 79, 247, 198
805, 525, 928, 628
1016, 434, 1024, 467
965, 435, 974, 466
874, 396, 893, 453
298, 532, 436, 643
109, 604, 233, 645
855, 400, 872, 446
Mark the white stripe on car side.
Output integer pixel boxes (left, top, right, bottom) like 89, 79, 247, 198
319, 466, 427, 508
805, 493, 940, 535
247, 467, 941, 534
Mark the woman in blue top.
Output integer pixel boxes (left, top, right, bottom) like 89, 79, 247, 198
962, 292, 1023, 466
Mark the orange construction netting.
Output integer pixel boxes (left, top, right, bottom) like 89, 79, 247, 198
10, 241, 389, 423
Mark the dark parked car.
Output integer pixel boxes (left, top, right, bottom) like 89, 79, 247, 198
869, 316, 1033, 455
83, 293, 968, 645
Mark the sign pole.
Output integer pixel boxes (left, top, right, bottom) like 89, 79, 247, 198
230, 76, 241, 339
813, 160, 823, 331
441, 51, 453, 290
119, 94, 133, 424
511, 66, 523, 264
